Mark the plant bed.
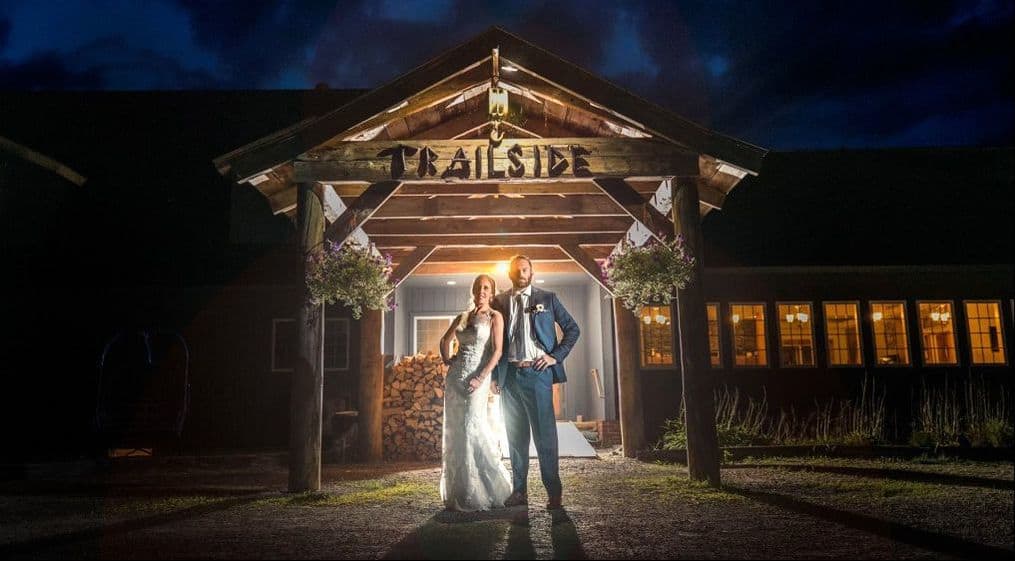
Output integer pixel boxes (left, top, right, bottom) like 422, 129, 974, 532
640, 445, 1014, 464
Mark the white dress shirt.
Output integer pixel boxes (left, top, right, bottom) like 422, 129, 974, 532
508, 285, 546, 361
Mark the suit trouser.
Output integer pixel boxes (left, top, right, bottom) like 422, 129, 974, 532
501, 364, 561, 496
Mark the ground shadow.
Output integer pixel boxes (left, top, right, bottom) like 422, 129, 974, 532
384, 506, 587, 560
725, 485, 1013, 560
726, 464, 1014, 491
0, 493, 269, 558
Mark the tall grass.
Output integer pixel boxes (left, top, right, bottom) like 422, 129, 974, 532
659, 375, 888, 449
658, 374, 1013, 450
911, 374, 1013, 448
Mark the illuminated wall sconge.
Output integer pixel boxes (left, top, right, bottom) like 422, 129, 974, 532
655, 314, 667, 325
796, 312, 809, 323
930, 311, 941, 322
643, 315, 653, 325
732, 314, 740, 324
872, 311, 883, 322
785, 314, 795, 323
489, 87, 508, 119
446, 280, 457, 286
940, 312, 950, 322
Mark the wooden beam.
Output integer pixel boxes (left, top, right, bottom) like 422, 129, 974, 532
327, 179, 680, 197
614, 300, 646, 457
368, 233, 622, 246
290, 182, 324, 492
296, 137, 698, 183
323, 181, 401, 246
372, 193, 626, 218
358, 309, 384, 463
673, 179, 721, 486
0, 135, 87, 186
363, 216, 631, 236
388, 245, 436, 287
424, 246, 572, 262
592, 177, 675, 241
558, 244, 612, 293
413, 261, 584, 275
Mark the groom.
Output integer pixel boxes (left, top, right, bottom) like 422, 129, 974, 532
491, 255, 580, 509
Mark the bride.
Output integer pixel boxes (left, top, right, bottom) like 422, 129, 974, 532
438, 274, 512, 511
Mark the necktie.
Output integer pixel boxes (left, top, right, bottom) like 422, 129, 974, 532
512, 293, 525, 358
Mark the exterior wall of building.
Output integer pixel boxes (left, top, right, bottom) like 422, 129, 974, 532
636, 266, 1015, 445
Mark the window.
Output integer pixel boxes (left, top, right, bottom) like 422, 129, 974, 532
273, 317, 351, 372
870, 302, 911, 366
324, 318, 350, 371
823, 302, 862, 366
777, 302, 815, 367
917, 301, 958, 365
413, 316, 456, 355
964, 301, 1007, 365
639, 306, 674, 366
730, 303, 768, 367
271, 318, 296, 372
707, 303, 721, 367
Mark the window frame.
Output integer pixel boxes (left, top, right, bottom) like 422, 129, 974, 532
271, 318, 296, 373
869, 300, 912, 368
775, 301, 817, 368
638, 305, 676, 369
915, 300, 960, 367
706, 302, 722, 369
324, 317, 351, 372
822, 300, 864, 368
962, 299, 1008, 366
729, 301, 769, 368
412, 314, 458, 356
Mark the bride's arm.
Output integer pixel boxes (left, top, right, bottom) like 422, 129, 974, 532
439, 314, 463, 365
478, 312, 504, 379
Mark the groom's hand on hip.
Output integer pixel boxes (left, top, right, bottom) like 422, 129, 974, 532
490, 380, 501, 395
534, 354, 557, 371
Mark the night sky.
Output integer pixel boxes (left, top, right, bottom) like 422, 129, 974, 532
1, 0, 1012, 150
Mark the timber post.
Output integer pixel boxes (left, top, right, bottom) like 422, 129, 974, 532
357, 309, 384, 462
614, 300, 646, 457
290, 182, 325, 492
672, 179, 721, 486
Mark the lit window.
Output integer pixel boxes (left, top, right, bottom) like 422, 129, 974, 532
730, 303, 768, 367
324, 318, 350, 371
917, 301, 958, 365
777, 302, 815, 367
964, 301, 1007, 365
871, 302, 911, 366
639, 306, 674, 367
707, 303, 721, 367
823, 302, 862, 366
413, 316, 456, 355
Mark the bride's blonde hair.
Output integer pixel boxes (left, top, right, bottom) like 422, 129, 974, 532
455, 274, 496, 331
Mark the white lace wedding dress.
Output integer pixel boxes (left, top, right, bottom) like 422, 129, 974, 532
440, 311, 512, 511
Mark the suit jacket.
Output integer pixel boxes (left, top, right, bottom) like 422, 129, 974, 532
493, 286, 580, 386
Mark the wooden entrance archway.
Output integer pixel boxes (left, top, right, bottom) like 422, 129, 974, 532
215, 27, 766, 491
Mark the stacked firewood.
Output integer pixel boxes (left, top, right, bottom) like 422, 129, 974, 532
382, 353, 448, 460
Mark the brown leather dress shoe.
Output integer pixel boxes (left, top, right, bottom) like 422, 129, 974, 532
504, 491, 528, 507
546, 494, 562, 510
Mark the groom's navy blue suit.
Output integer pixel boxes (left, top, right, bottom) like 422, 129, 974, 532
494, 286, 580, 498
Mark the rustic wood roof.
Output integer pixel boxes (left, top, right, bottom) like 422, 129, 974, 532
215, 26, 766, 183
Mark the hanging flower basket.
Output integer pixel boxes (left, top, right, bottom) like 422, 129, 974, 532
601, 235, 696, 314
305, 239, 396, 319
